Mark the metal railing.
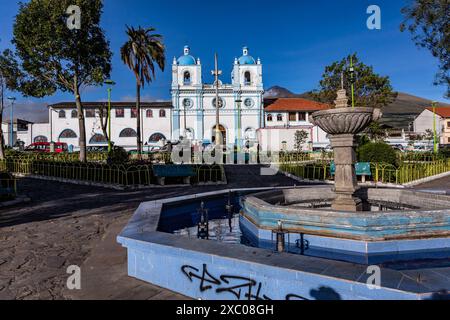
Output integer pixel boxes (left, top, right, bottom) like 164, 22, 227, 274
0, 159, 225, 187
279, 159, 450, 185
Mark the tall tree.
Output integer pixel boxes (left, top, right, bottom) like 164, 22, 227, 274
121, 26, 165, 156
401, 0, 450, 99
0, 0, 112, 162
0, 51, 21, 160
309, 54, 398, 109
294, 130, 309, 151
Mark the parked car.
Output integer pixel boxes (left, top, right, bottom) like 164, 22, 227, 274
25, 142, 68, 153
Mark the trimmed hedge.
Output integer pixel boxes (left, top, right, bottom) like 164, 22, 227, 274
358, 142, 398, 167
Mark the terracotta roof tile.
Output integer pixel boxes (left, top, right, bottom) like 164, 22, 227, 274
264, 98, 330, 112
426, 107, 450, 118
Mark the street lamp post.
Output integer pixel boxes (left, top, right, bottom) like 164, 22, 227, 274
7, 97, 16, 148
432, 101, 438, 153
349, 57, 356, 109
235, 99, 242, 151
105, 80, 115, 153
211, 53, 222, 146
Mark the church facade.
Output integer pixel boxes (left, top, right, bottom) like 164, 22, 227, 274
171, 46, 264, 148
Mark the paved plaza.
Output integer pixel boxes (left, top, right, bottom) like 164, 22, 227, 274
0, 166, 300, 300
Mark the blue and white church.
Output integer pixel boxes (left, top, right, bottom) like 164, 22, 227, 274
171, 46, 264, 148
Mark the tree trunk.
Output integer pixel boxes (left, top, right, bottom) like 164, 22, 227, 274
136, 82, 142, 159
0, 82, 5, 160
74, 84, 87, 163
98, 105, 109, 142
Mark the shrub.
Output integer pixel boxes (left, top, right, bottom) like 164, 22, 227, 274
107, 146, 129, 164
357, 142, 398, 167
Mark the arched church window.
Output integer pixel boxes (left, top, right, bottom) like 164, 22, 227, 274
59, 129, 77, 139
277, 114, 283, 121
183, 71, 191, 85
146, 110, 153, 118
119, 128, 137, 138
244, 71, 251, 85
71, 110, 78, 118
59, 110, 66, 119
267, 114, 273, 122
149, 133, 166, 143
89, 134, 107, 144
159, 109, 166, 118
34, 136, 48, 143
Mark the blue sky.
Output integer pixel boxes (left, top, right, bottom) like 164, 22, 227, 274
0, 0, 448, 120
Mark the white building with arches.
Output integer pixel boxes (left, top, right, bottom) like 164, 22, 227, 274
3, 46, 332, 152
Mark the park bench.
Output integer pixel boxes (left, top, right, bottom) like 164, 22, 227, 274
330, 162, 372, 183
152, 164, 196, 186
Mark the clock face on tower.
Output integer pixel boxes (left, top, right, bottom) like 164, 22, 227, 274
182, 98, 193, 109
212, 97, 225, 109
244, 98, 254, 108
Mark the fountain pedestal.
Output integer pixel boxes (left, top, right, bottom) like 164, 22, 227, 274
310, 87, 382, 212
330, 134, 362, 211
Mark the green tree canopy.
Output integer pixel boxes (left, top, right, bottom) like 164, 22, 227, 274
309, 54, 398, 109
120, 26, 165, 156
401, 0, 450, 99
0, 0, 112, 161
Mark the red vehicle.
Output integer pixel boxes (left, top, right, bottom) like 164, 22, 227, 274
25, 142, 68, 153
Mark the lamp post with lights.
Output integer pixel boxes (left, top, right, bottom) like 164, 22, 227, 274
7, 97, 16, 147
105, 80, 115, 153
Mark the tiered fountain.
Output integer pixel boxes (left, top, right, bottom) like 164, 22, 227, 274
240, 86, 450, 261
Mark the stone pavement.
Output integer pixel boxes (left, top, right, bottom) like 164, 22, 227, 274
0, 165, 298, 300
413, 175, 450, 193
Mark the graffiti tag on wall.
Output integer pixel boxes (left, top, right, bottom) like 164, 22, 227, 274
181, 264, 308, 300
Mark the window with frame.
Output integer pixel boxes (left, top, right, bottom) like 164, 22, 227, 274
267, 114, 273, 122
115, 108, 125, 118
131, 108, 138, 118
277, 114, 283, 121
159, 109, 166, 118
71, 110, 78, 118
298, 112, 307, 121
59, 110, 66, 119
447, 122, 450, 129
183, 71, 191, 85
244, 71, 251, 85
289, 112, 297, 122
146, 109, 153, 118
85, 109, 95, 118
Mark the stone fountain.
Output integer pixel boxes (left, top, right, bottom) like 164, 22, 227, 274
310, 87, 382, 211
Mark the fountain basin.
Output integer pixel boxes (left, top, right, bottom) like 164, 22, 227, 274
117, 188, 450, 300
310, 107, 381, 135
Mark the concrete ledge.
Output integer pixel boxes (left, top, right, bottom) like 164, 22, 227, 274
14, 173, 227, 190
117, 188, 450, 300
403, 171, 450, 187
0, 195, 31, 208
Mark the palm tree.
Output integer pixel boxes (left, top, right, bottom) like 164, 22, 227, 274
121, 26, 165, 156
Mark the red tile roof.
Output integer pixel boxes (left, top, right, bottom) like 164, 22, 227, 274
264, 98, 330, 112
427, 107, 450, 118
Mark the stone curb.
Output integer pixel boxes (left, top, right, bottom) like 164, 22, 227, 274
13, 173, 227, 190
0, 195, 31, 208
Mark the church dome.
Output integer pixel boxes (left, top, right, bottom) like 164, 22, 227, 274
238, 46, 256, 65
177, 45, 197, 66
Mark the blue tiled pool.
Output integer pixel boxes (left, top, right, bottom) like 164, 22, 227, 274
157, 192, 450, 269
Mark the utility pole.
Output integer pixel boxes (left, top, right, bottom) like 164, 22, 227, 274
105, 80, 115, 153
211, 53, 222, 145
432, 101, 438, 153
349, 56, 356, 109
236, 99, 242, 151
7, 97, 16, 147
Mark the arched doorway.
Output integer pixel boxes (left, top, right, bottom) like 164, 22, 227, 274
212, 125, 226, 145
